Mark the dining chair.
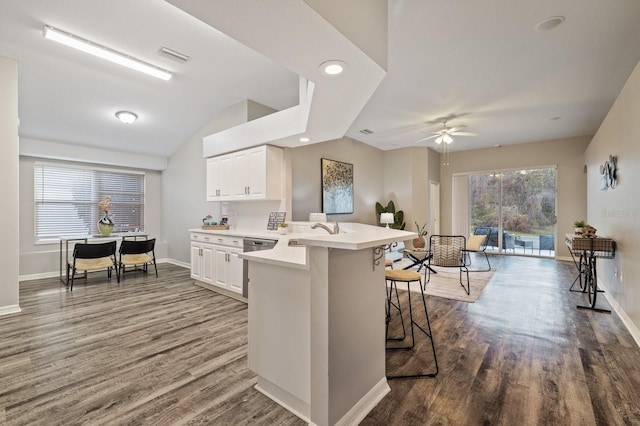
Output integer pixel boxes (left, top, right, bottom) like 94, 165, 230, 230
427, 235, 470, 295
118, 238, 157, 280
67, 241, 118, 291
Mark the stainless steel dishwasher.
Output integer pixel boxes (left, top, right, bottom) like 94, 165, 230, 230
242, 237, 277, 298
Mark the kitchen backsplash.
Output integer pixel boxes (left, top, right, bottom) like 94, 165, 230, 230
218, 199, 288, 230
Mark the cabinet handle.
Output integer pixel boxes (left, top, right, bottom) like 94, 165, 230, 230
247, 186, 250, 194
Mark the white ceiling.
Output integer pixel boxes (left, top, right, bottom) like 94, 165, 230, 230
2, 0, 640, 161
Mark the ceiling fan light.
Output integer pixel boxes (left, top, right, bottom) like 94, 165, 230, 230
435, 136, 443, 144
443, 134, 453, 144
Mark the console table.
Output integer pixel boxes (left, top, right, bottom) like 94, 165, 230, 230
565, 233, 616, 313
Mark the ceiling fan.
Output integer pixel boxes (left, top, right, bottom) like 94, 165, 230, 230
416, 120, 478, 144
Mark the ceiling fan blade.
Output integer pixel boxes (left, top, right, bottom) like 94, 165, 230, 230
446, 126, 466, 133
415, 134, 440, 143
450, 131, 479, 136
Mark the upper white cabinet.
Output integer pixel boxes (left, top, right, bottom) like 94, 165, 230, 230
206, 145, 283, 201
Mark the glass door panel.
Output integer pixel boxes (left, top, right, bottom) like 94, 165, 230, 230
468, 173, 501, 253
501, 168, 556, 256
468, 168, 556, 257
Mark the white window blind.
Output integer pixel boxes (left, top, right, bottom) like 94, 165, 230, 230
34, 163, 145, 240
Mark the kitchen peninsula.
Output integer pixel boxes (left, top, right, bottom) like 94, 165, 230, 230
240, 223, 415, 426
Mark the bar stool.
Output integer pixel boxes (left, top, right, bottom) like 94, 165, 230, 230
384, 269, 439, 379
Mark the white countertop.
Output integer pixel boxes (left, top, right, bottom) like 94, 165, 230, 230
229, 223, 416, 270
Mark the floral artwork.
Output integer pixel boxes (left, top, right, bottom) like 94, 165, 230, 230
321, 158, 353, 214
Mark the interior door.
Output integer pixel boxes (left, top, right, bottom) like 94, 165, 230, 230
429, 181, 440, 235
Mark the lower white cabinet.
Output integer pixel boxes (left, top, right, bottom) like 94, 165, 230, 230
214, 246, 243, 293
190, 232, 244, 296
191, 242, 214, 284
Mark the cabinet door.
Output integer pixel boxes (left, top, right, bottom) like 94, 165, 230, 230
228, 248, 244, 294
214, 247, 229, 288
246, 146, 266, 198
201, 245, 215, 283
231, 150, 250, 198
191, 243, 202, 280
218, 154, 234, 199
206, 157, 220, 201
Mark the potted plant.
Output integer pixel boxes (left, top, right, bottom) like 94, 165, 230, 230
573, 219, 587, 235
413, 222, 428, 249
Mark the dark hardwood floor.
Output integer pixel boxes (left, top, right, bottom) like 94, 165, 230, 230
2, 257, 640, 425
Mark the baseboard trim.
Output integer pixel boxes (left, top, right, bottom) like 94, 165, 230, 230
600, 282, 640, 348
19, 258, 184, 282
335, 377, 390, 426
0, 305, 22, 316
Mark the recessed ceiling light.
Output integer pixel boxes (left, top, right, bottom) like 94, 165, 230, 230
43, 25, 172, 81
116, 111, 138, 124
535, 16, 565, 32
319, 60, 348, 75
299, 137, 310, 142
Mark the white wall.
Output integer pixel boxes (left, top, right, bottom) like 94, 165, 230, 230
585, 59, 640, 337
0, 56, 20, 314
439, 136, 591, 258
18, 156, 164, 279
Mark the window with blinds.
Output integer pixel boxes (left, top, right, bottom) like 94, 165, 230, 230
34, 163, 145, 240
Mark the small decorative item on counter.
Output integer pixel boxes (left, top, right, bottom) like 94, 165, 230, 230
277, 222, 289, 235
201, 214, 229, 230
220, 215, 229, 225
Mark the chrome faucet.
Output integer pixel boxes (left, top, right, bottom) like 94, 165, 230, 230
311, 221, 340, 235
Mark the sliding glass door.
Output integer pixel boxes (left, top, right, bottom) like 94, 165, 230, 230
467, 167, 556, 257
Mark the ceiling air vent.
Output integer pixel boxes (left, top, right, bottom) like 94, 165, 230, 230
157, 46, 189, 64
359, 129, 374, 135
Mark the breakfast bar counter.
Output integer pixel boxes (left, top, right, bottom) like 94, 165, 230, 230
240, 223, 415, 426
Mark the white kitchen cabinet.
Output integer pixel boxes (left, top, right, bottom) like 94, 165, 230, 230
206, 144, 283, 201
214, 245, 243, 293
191, 242, 214, 284
206, 154, 233, 201
190, 232, 244, 299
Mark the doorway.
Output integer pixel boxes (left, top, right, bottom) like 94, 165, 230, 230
429, 181, 440, 235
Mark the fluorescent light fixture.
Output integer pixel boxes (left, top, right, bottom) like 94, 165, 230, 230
43, 26, 172, 81
319, 60, 348, 75
116, 111, 138, 124
299, 137, 310, 142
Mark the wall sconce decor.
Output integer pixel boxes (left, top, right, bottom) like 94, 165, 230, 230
599, 155, 618, 190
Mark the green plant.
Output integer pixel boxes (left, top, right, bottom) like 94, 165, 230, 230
573, 220, 587, 228
415, 222, 428, 236
375, 200, 406, 230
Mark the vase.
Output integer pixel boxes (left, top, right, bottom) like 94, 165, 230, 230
413, 236, 426, 249
98, 215, 114, 236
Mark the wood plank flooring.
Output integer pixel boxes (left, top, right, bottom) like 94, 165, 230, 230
2, 257, 640, 425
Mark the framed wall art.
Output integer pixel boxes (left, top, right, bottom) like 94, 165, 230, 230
321, 158, 354, 215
